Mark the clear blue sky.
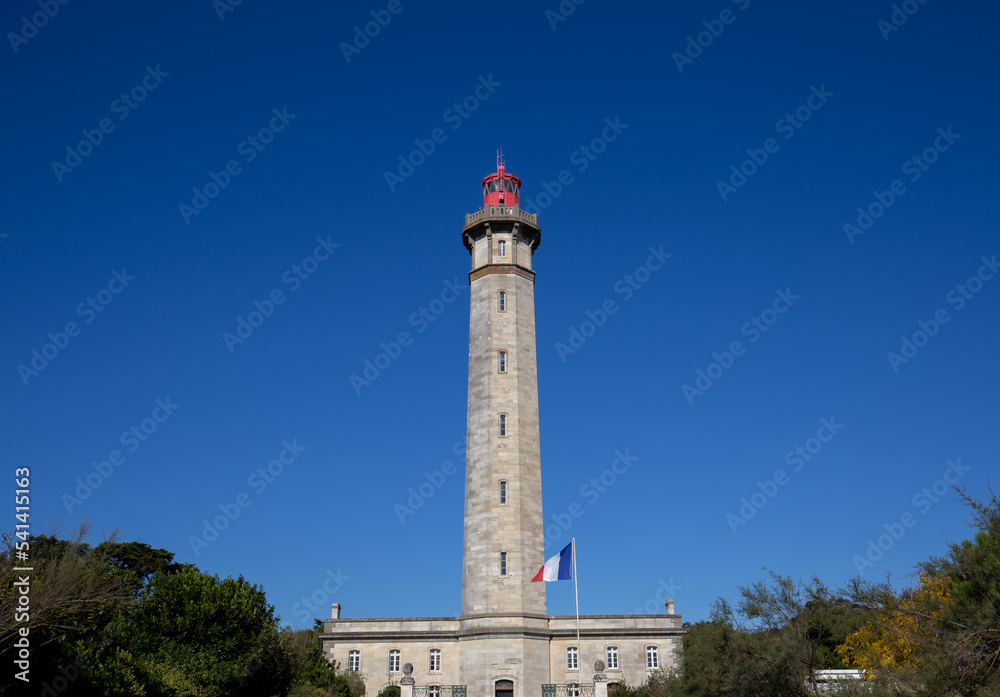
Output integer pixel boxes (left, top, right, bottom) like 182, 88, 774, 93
3, 0, 998, 628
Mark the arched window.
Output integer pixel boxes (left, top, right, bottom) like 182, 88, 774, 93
499, 414, 507, 437
646, 645, 659, 669
429, 649, 441, 671
498, 290, 506, 312
348, 650, 361, 672
499, 350, 507, 373
500, 552, 508, 576
388, 649, 400, 672
498, 240, 507, 257
499, 480, 507, 504
567, 647, 579, 670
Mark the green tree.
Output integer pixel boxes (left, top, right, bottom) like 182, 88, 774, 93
687, 571, 864, 697
79, 565, 292, 696
842, 485, 1000, 696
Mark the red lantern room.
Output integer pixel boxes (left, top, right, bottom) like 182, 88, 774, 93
481, 149, 520, 207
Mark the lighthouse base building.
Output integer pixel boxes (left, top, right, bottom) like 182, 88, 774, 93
320, 159, 682, 697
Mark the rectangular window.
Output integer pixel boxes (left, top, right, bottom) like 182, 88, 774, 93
646, 646, 658, 669
429, 688, 440, 697
567, 647, 579, 670
500, 551, 507, 576
498, 291, 506, 312
498, 240, 507, 256
499, 414, 507, 437
348, 650, 360, 672
499, 480, 507, 504
429, 649, 441, 672
389, 650, 400, 673
499, 351, 507, 373
607, 646, 618, 670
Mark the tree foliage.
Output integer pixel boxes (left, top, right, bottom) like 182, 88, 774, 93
839, 486, 1000, 696
77, 564, 292, 696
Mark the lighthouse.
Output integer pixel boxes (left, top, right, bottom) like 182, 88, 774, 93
461, 153, 545, 618
321, 155, 683, 697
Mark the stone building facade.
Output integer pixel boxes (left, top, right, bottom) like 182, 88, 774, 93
321, 160, 682, 697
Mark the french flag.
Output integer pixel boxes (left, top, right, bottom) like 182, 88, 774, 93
531, 541, 574, 582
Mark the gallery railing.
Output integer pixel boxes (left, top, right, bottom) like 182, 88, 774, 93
414, 686, 467, 697
542, 684, 595, 697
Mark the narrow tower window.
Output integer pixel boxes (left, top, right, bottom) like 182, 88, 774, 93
500, 552, 507, 576
498, 290, 506, 312
389, 649, 400, 672
429, 648, 441, 671
499, 350, 507, 373
499, 413, 507, 437
567, 647, 579, 670
499, 480, 507, 504
498, 240, 507, 256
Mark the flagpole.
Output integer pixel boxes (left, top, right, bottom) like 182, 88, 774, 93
572, 538, 580, 659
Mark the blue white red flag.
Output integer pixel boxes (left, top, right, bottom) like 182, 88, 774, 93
531, 541, 574, 582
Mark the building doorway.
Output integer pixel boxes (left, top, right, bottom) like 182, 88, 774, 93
495, 679, 514, 697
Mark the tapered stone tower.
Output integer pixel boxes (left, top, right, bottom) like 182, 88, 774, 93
321, 156, 683, 697
461, 155, 544, 617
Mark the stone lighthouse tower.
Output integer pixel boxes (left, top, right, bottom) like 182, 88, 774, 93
320, 156, 683, 697
461, 153, 545, 617
458, 154, 549, 696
